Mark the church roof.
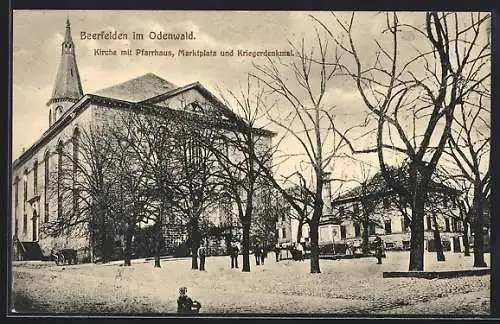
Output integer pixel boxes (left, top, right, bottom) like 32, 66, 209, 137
48, 19, 83, 106
93, 73, 177, 102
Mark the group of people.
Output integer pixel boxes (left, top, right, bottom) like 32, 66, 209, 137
182, 237, 385, 313
196, 236, 383, 273
230, 243, 269, 267
253, 246, 268, 265
195, 242, 273, 271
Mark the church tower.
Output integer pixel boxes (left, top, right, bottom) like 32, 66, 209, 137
46, 18, 83, 127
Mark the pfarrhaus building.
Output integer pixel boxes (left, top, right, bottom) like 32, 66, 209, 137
277, 170, 468, 254
11, 19, 274, 261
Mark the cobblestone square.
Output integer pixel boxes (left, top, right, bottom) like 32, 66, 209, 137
11, 251, 490, 315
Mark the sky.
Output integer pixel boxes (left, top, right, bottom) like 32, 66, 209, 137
12, 11, 490, 193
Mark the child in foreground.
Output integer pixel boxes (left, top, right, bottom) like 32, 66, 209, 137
177, 287, 202, 314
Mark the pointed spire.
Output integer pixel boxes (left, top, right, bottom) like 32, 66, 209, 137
47, 18, 83, 106
64, 17, 73, 48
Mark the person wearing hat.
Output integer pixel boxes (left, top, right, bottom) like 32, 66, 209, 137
197, 244, 206, 271
230, 243, 239, 269
374, 234, 383, 264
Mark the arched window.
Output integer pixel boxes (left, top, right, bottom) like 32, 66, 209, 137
33, 160, 38, 194
72, 128, 80, 216
72, 128, 79, 178
49, 109, 52, 126
57, 141, 63, 219
55, 106, 63, 120
23, 170, 28, 234
14, 176, 19, 235
44, 151, 50, 223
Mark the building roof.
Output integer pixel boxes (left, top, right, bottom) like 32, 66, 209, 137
93, 73, 177, 102
333, 166, 462, 206
47, 19, 83, 106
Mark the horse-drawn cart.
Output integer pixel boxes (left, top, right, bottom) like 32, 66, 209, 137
51, 249, 77, 266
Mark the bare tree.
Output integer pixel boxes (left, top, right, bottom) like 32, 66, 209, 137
44, 124, 120, 263
316, 12, 490, 270
445, 92, 490, 267
207, 78, 275, 272
105, 114, 152, 267
169, 120, 222, 270
121, 112, 180, 268
251, 35, 357, 273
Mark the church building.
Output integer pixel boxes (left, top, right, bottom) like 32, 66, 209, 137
11, 19, 274, 261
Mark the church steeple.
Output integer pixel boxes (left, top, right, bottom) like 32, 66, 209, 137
47, 18, 83, 127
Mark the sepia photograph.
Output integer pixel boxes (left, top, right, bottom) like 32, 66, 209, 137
10, 10, 491, 316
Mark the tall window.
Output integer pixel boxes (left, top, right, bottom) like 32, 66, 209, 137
426, 216, 432, 230
401, 217, 410, 232
188, 140, 202, 166
72, 128, 79, 216
281, 228, 286, 239
33, 160, 38, 194
340, 225, 346, 239
49, 109, 52, 126
445, 218, 450, 232
14, 177, 19, 235
44, 151, 50, 222
57, 141, 63, 219
23, 171, 28, 234
353, 203, 359, 214
384, 220, 392, 234
369, 223, 376, 236
354, 223, 361, 237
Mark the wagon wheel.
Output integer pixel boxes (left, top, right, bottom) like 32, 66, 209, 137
59, 254, 66, 266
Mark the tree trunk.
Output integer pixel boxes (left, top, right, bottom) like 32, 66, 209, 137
472, 195, 487, 267
154, 224, 162, 268
362, 219, 370, 254
123, 224, 133, 266
242, 219, 251, 272
190, 220, 200, 270
463, 220, 470, 256
432, 214, 445, 262
225, 231, 232, 254
409, 193, 425, 271
309, 217, 320, 273
154, 209, 164, 268
88, 228, 94, 263
296, 218, 304, 244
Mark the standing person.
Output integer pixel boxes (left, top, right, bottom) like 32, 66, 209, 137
260, 246, 267, 265
296, 243, 304, 261
197, 244, 206, 271
254, 245, 261, 265
274, 244, 280, 262
231, 243, 239, 269
374, 234, 383, 264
